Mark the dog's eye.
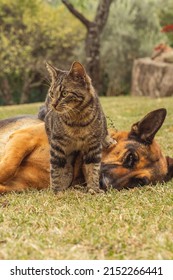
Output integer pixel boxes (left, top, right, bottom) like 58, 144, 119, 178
123, 152, 138, 168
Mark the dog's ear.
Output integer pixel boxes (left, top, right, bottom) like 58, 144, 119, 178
129, 108, 167, 144
165, 156, 173, 182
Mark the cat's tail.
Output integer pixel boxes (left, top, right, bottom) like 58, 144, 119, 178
38, 105, 48, 121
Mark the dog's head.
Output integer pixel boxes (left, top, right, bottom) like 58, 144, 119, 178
100, 108, 173, 190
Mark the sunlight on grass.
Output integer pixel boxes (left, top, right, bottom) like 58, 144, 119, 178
0, 96, 173, 260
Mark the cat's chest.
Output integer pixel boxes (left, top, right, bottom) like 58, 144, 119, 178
54, 117, 101, 152
66, 126, 87, 137
67, 127, 89, 142
65, 126, 91, 151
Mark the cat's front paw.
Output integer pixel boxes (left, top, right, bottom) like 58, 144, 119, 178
102, 135, 117, 149
52, 185, 67, 194
88, 186, 105, 195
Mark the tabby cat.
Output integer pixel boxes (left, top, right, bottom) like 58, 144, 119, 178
43, 61, 114, 193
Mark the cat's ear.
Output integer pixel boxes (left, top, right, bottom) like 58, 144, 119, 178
45, 62, 60, 81
69, 61, 86, 82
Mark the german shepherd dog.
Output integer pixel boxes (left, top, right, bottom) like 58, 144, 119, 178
0, 108, 173, 194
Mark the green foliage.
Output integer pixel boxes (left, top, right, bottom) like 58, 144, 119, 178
101, 0, 167, 95
0, 0, 84, 104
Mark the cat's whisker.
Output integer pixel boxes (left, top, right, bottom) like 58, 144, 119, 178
44, 76, 51, 84
60, 104, 73, 119
64, 104, 80, 115
42, 83, 50, 88
43, 77, 51, 87
61, 104, 75, 117
73, 108, 81, 113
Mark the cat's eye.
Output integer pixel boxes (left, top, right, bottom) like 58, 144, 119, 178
62, 91, 68, 97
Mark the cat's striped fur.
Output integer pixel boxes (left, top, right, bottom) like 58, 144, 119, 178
43, 61, 114, 193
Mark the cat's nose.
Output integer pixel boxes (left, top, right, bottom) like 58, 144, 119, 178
52, 101, 58, 109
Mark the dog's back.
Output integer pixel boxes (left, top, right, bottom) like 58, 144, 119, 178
0, 115, 42, 159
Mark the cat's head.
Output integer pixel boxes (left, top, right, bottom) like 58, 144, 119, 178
46, 61, 93, 114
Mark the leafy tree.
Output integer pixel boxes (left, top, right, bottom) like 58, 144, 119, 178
0, 0, 84, 104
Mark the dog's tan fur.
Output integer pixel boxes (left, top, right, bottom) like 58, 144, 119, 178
0, 109, 173, 194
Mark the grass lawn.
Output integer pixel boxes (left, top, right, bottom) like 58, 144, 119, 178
0, 96, 173, 260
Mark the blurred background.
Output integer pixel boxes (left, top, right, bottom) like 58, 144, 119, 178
0, 0, 173, 105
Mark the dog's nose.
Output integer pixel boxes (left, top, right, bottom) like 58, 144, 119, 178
134, 177, 150, 187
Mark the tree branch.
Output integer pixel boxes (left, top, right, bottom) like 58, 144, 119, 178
95, 0, 114, 32
62, 0, 91, 28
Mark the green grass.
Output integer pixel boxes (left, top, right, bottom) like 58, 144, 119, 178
0, 96, 173, 260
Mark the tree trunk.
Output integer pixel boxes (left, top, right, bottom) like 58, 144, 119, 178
20, 73, 43, 104
85, 23, 101, 90
0, 78, 14, 105
62, 0, 113, 93
20, 73, 32, 104
20, 84, 30, 104
131, 58, 173, 97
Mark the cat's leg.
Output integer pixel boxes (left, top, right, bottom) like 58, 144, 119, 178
50, 159, 73, 193
50, 147, 74, 192
83, 144, 103, 194
38, 104, 48, 121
